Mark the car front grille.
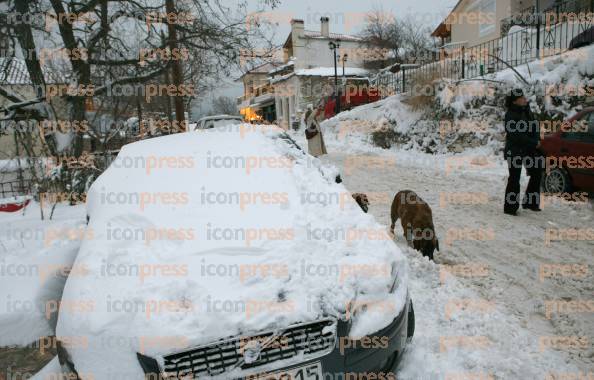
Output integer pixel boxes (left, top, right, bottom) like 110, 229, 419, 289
162, 319, 336, 379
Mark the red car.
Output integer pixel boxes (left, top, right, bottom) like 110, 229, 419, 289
324, 87, 381, 119
540, 107, 594, 193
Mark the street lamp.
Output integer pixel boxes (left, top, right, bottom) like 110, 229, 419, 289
329, 39, 341, 114
342, 53, 348, 77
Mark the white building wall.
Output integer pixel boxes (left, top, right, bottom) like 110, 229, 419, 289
293, 39, 367, 70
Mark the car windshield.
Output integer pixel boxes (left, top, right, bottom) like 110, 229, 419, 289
211, 118, 241, 127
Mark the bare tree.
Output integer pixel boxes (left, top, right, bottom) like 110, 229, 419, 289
0, 0, 279, 210
399, 17, 436, 64
361, 8, 403, 61
361, 10, 436, 64
210, 96, 239, 116
1, 0, 279, 151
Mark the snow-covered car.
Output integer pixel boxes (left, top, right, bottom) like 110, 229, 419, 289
192, 115, 243, 131
56, 125, 413, 379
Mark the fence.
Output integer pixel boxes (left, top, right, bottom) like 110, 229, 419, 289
0, 179, 32, 199
0, 150, 123, 200
373, 3, 594, 97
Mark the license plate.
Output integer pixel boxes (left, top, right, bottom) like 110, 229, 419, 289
247, 362, 322, 380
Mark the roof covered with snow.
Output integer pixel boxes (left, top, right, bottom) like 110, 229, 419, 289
303, 30, 363, 42
238, 61, 284, 80
271, 67, 370, 84
296, 67, 369, 77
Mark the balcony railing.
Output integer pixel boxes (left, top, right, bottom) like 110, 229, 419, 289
501, 0, 593, 35
374, 0, 594, 98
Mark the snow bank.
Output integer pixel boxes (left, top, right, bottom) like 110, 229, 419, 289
438, 44, 594, 117
0, 203, 86, 346
314, 45, 594, 158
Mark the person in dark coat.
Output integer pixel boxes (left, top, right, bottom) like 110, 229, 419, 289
503, 88, 544, 216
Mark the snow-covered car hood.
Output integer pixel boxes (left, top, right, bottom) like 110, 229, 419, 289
56, 125, 408, 378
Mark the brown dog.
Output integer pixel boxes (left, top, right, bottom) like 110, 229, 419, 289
390, 190, 439, 260
352, 193, 369, 213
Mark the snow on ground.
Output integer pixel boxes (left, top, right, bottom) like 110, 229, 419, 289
1, 135, 592, 378
287, 77, 594, 377
333, 44, 594, 157
0, 202, 86, 347
437, 44, 594, 118
321, 151, 593, 379
291, 46, 594, 373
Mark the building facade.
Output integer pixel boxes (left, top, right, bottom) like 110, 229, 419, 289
270, 17, 376, 129
237, 62, 280, 122
432, 0, 572, 50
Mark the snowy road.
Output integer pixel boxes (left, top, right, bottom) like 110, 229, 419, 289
1, 146, 592, 379
321, 150, 594, 379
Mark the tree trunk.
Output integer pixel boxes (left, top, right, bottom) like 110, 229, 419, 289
49, 0, 91, 157
165, 0, 186, 131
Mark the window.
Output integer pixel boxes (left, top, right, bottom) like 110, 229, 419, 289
587, 112, 594, 132
586, 112, 594, 140
563, 112, 594, 142
479, 0, 496, 37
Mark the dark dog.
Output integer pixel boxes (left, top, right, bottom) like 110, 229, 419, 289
352, 193, 369, 213
390, 190, 439, 260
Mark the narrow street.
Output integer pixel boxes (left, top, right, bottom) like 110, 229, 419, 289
322, 151, 594, 378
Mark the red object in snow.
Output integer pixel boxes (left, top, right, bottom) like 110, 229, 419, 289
0, 198, 31, 212
323, 87, 381, 119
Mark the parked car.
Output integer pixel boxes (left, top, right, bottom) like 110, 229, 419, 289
191, 114, 243, 131
569, 26, 594, 50
540, 107, 594, 193
324, 87, 381, 119
56, 125, 414, 379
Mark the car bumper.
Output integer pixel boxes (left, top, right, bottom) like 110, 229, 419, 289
134, 296, 411, 379
306, 297, 410, 378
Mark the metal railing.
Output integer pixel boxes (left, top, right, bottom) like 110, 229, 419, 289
501, 0, 593, 34
374, 1, 593, 97
0, 179, 31, 198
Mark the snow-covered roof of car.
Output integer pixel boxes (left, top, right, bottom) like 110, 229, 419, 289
58, 125, 408, 378
198, 114, 243, 121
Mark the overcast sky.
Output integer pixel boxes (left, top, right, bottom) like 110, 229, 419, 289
267, 0, 456, 37
193, 0, 458, 117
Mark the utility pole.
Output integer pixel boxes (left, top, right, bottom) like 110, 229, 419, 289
165, 0, 186, 131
